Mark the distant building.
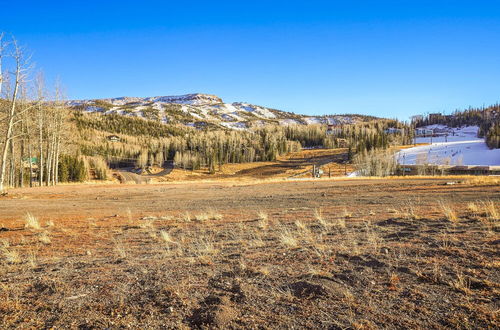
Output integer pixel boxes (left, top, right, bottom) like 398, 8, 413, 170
107, 135, 120, 142
415, 128, 434, 136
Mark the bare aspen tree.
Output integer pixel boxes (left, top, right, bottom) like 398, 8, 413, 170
35, 72, 45, 186
0, 33, 70, 190
0, 38, 26, 192
52, 80, 66, 185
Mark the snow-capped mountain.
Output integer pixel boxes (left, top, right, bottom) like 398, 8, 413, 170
69, 93, 375, 130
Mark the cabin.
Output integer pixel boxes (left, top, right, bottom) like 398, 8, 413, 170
415, 128, 434, 137
107, 135, 121, 142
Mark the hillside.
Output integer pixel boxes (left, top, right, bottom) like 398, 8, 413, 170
412, 105, 500, 149
69, 93, 378, 130
396, 125, 500, 166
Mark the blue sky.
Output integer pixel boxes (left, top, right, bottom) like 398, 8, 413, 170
2, 1, 500, 119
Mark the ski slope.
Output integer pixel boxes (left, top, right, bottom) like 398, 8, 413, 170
397, 126, 500, 166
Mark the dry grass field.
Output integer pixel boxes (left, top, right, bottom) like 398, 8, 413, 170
155, 148, 353, 182
0, 177, 499, 328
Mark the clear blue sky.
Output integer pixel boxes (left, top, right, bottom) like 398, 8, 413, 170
2, 1, 500, 120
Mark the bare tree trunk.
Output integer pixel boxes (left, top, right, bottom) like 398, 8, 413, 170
45, 134, 52, 186
0, 39, 23, 192
38, 112, 44, 186
54, 132, 61, 185
37, 90, 45, 186
19, 135, 25, 187
9, 141, 15, 187
51, 124, 57, 185
0, 86, 19, 191
25, 121, 34, 187
51, 134, 57, 186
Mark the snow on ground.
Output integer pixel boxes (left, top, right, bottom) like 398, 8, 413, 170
279, 119, 301, 125
84, 106, 104, 112
303, 117, 324, 124
233, 102, 277, 119
415, 125, 480, 144
397, 126, 500, 166
220, 122, 247, 130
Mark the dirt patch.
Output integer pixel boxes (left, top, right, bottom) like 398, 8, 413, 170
0, 178, 498, 328
287, 281, 327, 299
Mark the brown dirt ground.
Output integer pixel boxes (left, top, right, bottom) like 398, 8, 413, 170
0, 177, 499, 328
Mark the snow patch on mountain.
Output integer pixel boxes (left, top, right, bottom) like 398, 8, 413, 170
69, 93, 372, 130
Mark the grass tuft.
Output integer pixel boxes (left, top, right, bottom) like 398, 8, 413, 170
24, 213, 41, 230
38, 232, 51, 245
314, 208, 329, 229
342, 208, 353, 219
439, 201, 458, 223
279, 227, 298, 248
160, 230, 176, 244
257, 210, 269, 230
2, 246, 21, 264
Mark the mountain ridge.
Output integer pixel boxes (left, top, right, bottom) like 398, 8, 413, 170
69, 93, 380, 130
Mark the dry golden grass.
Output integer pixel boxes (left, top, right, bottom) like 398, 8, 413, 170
181, 211, 191, 222
439, 200, 458, 223
278, 227, 299, 249
0, 177, 498, 328
465, 176, 500, 186
294, 220, 307, 231
475, 200, 499, 231
24, 213, 41, 230
335, 217, 346, 229
38, 232, 51, 245
314, 208, 329, 229
342, 208, 353, 219
467, 202, 479, 214
194, 209, 223, 222
194, 213, 209, 222
484, 200, 498, 221
159, 230, 176, 245
257, 210, 269, 229
1, 245, 20, 264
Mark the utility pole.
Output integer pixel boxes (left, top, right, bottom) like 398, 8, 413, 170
402, 155, 406, 176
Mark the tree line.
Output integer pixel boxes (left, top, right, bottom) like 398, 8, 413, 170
75, 113, 304, 172
75, 110, 415, 173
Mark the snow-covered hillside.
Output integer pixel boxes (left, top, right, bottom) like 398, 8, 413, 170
68, 93, 372, 130
396, 126, 500, 166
